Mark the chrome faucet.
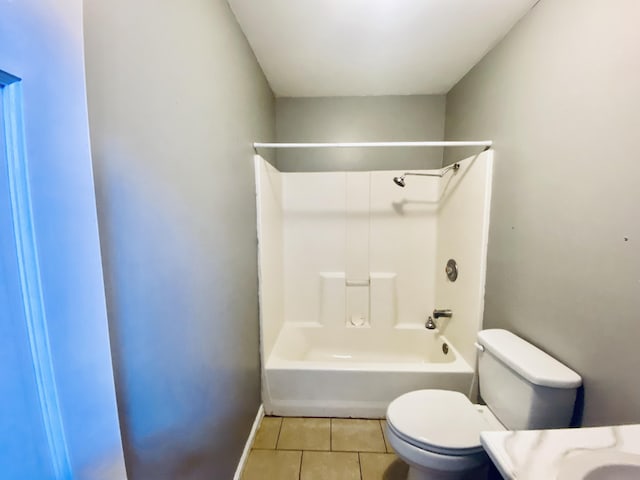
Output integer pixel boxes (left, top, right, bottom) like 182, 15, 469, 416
433, 309, 453, 319
425, 316, 437, 330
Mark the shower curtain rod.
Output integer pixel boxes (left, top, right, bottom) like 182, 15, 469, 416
253, 140, 492, 149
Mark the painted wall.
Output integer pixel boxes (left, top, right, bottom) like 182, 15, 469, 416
445, 0, 640, 425
0, 0, 125, 478
83, 0, 275, 478
275, 95, 446, 171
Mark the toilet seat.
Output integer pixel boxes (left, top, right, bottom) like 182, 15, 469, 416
386, 390, 491, 456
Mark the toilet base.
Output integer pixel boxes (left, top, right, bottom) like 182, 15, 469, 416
386, 422, 491, 480
407, 464, 489, 480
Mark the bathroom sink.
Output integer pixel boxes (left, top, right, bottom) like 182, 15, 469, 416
583, 464, 640, 480
481, 425, 640, 480
557, 450, 640, 480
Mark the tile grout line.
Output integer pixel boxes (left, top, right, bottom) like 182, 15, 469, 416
298, 450, 304, 480
330, 418, 333, 452
274, 447, 378, 453
377, 419, 389, 454
275, 416, 284, 450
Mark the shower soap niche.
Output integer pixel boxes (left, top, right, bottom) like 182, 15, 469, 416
346, 284, 369, 328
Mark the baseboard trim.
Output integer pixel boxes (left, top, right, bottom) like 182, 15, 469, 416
233, 404, 264, 480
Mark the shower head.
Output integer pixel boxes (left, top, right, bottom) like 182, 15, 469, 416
393, 176, 406, 187
392, 163, 461, 187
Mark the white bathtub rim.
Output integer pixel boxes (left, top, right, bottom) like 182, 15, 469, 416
266, 358, 473, 373
266, 330, 473, 374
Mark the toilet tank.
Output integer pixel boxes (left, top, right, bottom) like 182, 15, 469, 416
476, 329, 582, 430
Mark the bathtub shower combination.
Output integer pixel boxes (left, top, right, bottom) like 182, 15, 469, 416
254, 147, 494, 418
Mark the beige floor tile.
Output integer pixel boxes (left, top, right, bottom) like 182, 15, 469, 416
241, 449, 301, 480
253, 416, 282, 449
278, 417, 331, 451
359, 453, 409, 480
301, 451, 360, 480
332, 419, 386, 452
380, 420, 394, 453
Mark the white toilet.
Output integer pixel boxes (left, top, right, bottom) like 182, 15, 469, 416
385, 329, 582, 480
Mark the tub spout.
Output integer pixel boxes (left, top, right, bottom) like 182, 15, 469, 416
425, 316, 437, 330
433, 309, 452, 319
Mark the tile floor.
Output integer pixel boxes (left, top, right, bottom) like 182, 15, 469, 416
241, 416, 409, 480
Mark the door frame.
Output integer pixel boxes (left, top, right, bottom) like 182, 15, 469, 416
1, 69, 71, 479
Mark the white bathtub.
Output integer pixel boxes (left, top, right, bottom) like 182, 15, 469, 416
262, 325, 474, 418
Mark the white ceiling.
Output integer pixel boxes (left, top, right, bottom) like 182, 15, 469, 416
228, 0, 538, 97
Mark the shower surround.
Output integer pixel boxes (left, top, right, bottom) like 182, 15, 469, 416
255, 150, 493, 417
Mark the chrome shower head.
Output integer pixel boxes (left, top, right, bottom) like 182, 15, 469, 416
393, 176, 406, 187
392, 164, 460, 187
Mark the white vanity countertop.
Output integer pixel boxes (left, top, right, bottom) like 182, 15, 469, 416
481, 424, 640, 479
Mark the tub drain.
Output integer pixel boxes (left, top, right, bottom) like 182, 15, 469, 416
442, 343, 449, 355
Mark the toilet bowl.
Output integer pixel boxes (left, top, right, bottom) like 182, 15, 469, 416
386, 390, 504, 480
385, 329, 582, 480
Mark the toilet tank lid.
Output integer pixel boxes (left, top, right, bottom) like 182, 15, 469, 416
477, 329, 582, 388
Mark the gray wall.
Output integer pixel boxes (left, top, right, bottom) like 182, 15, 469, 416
275, 95, 445, 171
445, 0, 640, 425
83, 0, 275, 478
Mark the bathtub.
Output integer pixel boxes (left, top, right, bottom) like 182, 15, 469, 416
262, 324, 474, 418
